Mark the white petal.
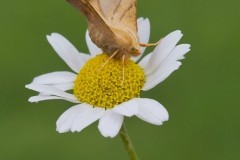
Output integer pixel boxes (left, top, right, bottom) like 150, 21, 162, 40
71, 106, 105, 132
32, 71, 76, 84
98, 110, 124, 138
47, 33, 90, 73
143, 30, 183, 75
56, 103, 90, 133
137, 17, 144, 23
138, 52, 152, 69
138, 18, 151, 54
113, 99, 139, 117
162, 44, 190, 63
132, 18, 151, 62
25, 83, 77, 102
143, 44, 190, 91
86, 30, 102, 57
35, 83, 73, 98
135, 98, 169, 125
53, 83, 74, 91
28, 95, 79, 103
79, 51, 92, 62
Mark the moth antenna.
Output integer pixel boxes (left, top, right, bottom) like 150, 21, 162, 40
97, 50, 119, 72
139, 38, 162, 47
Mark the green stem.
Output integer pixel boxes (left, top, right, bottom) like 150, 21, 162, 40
119, 123, 139, 160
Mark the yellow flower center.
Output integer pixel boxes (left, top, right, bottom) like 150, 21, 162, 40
73, 54, 145, 108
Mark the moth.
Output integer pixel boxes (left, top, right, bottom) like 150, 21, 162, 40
67, 0, 155, 60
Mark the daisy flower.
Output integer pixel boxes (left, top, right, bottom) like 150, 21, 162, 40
26, 18, 190, 138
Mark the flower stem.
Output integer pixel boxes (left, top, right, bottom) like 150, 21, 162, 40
119, 123, 139, 160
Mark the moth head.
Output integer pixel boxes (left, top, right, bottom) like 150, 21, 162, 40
129, 46, 141, 56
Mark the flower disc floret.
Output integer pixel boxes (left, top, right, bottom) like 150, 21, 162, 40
74, 54, 145, 108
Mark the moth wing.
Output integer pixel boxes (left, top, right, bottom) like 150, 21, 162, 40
67, 0, 119, 44
98, 0, 137, 34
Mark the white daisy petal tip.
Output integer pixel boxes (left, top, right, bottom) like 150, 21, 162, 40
170, 30, 182, 36
46, 32, 54, 38
28, 96, 39, 103
98, 110, 124, 138
56, 127, 69, 134
46, 32, 55, 38
56, 120, 71, 133
159, 106, 169, 122
25, 84, 30, 89
28, 98, 36, 103
137, 17, 149, 24
46, 33, 61, 42
135, 98, 169, 125
137, 17, 144, 22
166, 30, 183, 43
100, 131, 118, 138
25, 84, 33, 90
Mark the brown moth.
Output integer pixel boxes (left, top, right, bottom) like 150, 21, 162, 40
67, 0, 143, 59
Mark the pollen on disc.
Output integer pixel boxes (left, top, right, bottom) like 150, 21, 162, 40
73, 54, 145, 108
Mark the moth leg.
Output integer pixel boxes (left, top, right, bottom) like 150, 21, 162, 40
97, 50, 119, 72
139, 38, 162, 47
121, 54, 126, 86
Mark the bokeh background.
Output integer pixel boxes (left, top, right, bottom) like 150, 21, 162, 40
1, 0, 239, 159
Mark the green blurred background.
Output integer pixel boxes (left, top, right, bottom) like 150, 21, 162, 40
1, 0, 239, 159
